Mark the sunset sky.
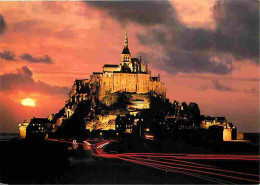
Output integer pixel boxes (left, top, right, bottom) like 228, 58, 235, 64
0, 0, 259, 133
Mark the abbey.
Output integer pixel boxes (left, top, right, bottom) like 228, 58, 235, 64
19, 28, 244, 142
68, 27, 166, 103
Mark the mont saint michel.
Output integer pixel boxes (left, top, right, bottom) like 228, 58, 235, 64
0, 1, 259, 184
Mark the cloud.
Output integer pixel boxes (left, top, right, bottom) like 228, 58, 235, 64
176, 0, 259, 61
0, 50, 55, 64
212, 80, 234, 92
243, 88, 259, 95
201, 80, 259, 95
0, 15, 7, 34
88, 1, 259, 75
87, 1, 177, 26
0, 66, 69, 95
179, 74, 260, 82
154, 49, 233, 75
199, 80, 234, 92
20, 53, 54, 64
0, 51, 16, 61
212, 0, 259, 61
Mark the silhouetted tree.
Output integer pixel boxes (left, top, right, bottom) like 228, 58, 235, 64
187, 102, 200, 127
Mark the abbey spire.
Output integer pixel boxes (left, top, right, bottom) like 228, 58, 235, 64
121, 26, 132, 72
121, 26, 130, 55
124, 25, 128, 48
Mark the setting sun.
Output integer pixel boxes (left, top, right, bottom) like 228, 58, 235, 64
21, 98, 36, 107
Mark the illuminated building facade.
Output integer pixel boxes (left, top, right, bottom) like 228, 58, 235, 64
18, 120, 29, 139
67, 27, 166, 104
26, 117, 53, 138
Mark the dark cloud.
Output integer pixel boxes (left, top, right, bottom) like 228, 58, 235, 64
179, 74, 260, 82
200, 80, 234, 92
0, 66, 69, 95
20, 53, 54, 64
137, 29, 167, 45
157, 49, 233, 75
213, 0, 259, 61
0, 15, 7, 34
0, 50, 55, 64
87, 1, 177, 26
202, 80, 258, 95
88, 1, 259, 74
0, 51, 16, 61
177, 0, 259, 61
212, 80, 234, 92
243, 88, 259, 95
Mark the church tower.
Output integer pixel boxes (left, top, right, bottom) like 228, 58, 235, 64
121, 26, 132, 72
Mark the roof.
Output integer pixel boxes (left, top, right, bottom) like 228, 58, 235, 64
103, 64, 120, 68
122, 47, 130, 54
121, 63, 131, 73
77, 78, 88, 80
131, 58, 139, 62
151, 77, 158, 81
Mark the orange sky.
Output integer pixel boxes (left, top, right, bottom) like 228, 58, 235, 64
0, 1, 259, 133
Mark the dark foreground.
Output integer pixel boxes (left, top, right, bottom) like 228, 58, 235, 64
0, 137, 259, 184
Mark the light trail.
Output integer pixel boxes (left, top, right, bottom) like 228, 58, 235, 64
115, 153, 260, 160
115, 155, 233, 184
122, 155, 259, 178
113, 153, 260, 161
114, 155, 259, 183
45, 138, 260, 184
117, 152, 260, 158
156, 157, 216, 168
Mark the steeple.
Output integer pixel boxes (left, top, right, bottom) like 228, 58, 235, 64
122, 25, 130, 54
124, 25, 128, 48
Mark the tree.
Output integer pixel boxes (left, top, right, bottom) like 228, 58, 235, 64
187, 102, 200, 127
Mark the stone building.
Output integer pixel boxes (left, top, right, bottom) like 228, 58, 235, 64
67, 27, 166, 104
18, 120, 29, 139
26, 117, 53, 139
52, 27, 167, 133
201, 116, 228, 129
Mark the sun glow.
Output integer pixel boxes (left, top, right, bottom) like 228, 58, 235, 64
21, 98, 36, 107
